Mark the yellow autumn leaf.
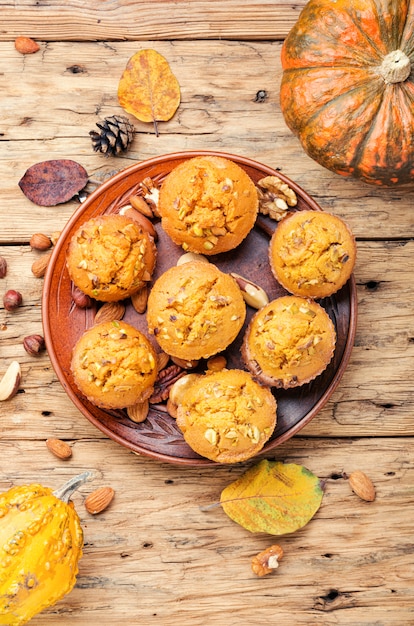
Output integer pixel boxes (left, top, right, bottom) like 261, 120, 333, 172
118, 49, 180, 135
220, 460, 324, 535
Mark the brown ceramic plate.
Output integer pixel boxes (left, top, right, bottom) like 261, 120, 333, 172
42, 150, 357, 466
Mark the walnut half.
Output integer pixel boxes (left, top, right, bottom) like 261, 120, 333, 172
256, 176, 297, 222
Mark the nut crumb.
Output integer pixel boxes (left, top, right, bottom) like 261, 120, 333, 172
251, 544, 284, 577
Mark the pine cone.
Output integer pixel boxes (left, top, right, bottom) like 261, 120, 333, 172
89, 115, 135, 156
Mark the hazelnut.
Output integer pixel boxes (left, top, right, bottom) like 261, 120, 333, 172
72, 286, 93, 309
30, 233, 52, 251
0, 256, 7, 279
23, 334, 46, 356
3, 290, 23, 311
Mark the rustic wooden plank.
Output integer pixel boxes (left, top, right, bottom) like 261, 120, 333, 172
1, 240, 413, 441
1, 41, 413, 243
0, 437, 411, 625
0, 1, 306, 41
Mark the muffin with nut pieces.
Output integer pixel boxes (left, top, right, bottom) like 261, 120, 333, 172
71, 320, 158, 409
242, 295, 336, 389
269, 210, 356, 299
176, 369, 277, 463
146, 260, 246, 360
158, 155, 259, 254
66, 213, 157, 302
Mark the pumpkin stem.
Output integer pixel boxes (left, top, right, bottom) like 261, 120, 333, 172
53, 471, 95, 503
379, 50, 411, 84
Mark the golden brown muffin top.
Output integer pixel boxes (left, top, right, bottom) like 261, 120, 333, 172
269, 210, 356, 298
176, 369, 276, 463
67, 213, 156, 302
158, 156, 258, 254
242, 295, 336, 388
147, 261, 246, 360
71, 320, 158, 409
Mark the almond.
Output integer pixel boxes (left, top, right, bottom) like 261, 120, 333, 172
129, 194, 154, 218
348, 470, 376, 502
30, 233, 52, 251
46, 438, 72, 460
131, 285, 149, 314
170, 356, 199, 370
94, 301, 125, 325
156, 351, 170, 371
127, 399, 149, 423
84, 486, 115, 515
119, 205, 158, 241
31, 251, 52, 278
15, 36, 40, 55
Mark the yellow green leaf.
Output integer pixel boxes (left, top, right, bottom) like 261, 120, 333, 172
117, 49, 180, 135
220, 460, 324, 534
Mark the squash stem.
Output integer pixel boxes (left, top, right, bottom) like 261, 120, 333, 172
379, 50, 411, 84
53, 471, 95, 503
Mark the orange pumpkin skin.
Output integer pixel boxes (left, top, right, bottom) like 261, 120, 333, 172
280, 0, 414, 187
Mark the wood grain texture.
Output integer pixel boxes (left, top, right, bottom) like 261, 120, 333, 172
0, 438, 411, 625
1, 8, 414, 623
0, 2, 306, 41
1, 41, 413, 243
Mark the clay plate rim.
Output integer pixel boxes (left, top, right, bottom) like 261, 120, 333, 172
42, 150, 357, 466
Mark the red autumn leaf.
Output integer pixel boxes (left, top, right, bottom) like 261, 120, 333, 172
18, 159, 89, 206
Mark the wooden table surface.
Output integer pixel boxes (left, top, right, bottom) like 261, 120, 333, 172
1, 2, 413, 624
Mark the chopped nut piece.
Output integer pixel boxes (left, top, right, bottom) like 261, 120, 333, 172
251, 544, 284, 577
204, 428, 218, 445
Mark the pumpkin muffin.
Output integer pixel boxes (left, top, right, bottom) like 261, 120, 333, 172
176, 369, 277, 463
146, 260, 246, 360
71, 320, 158, 409
242, 295, 336, 388
158, 155, 259, 254
66, 213, 157, 302
269, 210, 356, 298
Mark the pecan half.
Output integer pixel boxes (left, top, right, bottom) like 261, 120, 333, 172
149, 364, 187, 404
